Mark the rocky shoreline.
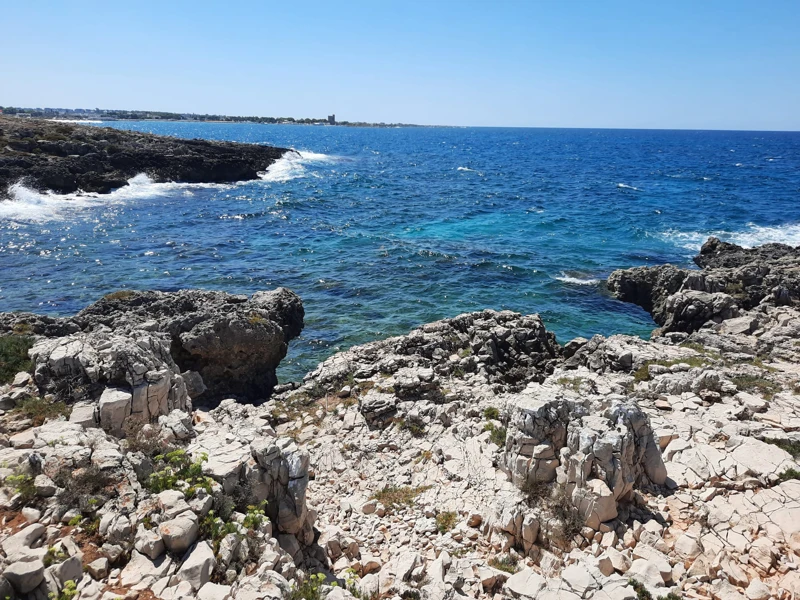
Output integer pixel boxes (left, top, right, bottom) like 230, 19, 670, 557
0, 116, 289, 196
0, 238, 799, 600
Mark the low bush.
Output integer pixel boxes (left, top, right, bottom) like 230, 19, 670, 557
103, 290, 136, 301
371, 485, 429, 512
4, 473, 36, 504
483, 406, 500, 420
0, 335, 34, 384
14, 397, 68, 426
148, 449, 213, 498
731, 375, 780, 400
764, 438, 800, 458
288, 572, 326, 600
398, 417, 426, 438
521, 478, 550, 507
488, 554, 518, 574
54, 466, 112, 513
484, 422, 507, 446
435, 510, 458, 533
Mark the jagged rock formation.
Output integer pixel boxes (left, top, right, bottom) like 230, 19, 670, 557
608, 237, 800, 332
0, 115, 289, 196
2, 287, 304, 403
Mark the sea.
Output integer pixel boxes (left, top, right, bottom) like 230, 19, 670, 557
2, 123, 799, 381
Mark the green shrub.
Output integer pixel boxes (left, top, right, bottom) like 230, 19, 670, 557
764, 438, 800, 458
43, 545, 69, 567
199, 510, 239, 553
778, 467, 800, 482
731, 375, 780, 400
242, 501, 268, 530
488, 555, 518, 574
398, 417, 426, 438
435, 511, 458, 533
556, 376, 584, 393
483, 406, 500, 420
288, 572, 326, 600
103, 290, 136, 301
4, 473, 35, 504
54, 466, 112, 512
148, 449, 213, 498
15, 397, 68, 426
484, 422, 507, 446
371, 485, 429, 512
49, 579, 78, 600
0, 335, 34, 384
521, 478, 550, 506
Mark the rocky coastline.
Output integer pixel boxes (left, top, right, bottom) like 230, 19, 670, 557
0, 238, 799, 600
0, 116, 289, 196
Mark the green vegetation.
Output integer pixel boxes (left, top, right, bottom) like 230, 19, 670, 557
14, 397, 69, 426
731, 375, 780, 400
435, 511, 458, 533
0, 335, 34, 384
103, 290, 136, 301
49, 580, 78, 600
415, 450, 433, 464
633, 355, 714, 382
551, 487, 585, 541
398, 417, 426, 438
242, 501, 268, 530
247, 312, 266, 325
778, 467, 800, 482
199, 510, 239, 553
484, 422, 507, 446
458, 347, 473, 358
628, 578, 681, 600
67, 514, 84, 527
288, 573, 327, 600
54, 466, 112, 513
4, 473, 35, 503
43, 546, 69, 567
483, 406, 500, 420
148, 449, 213, 498
371, 485, 430, 512
521, 478, 550, 507
556, 376, 585, 393
764, 438, 800, 458
488, 555, 519, 574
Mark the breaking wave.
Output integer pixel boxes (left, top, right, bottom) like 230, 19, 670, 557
616, 183, 642, 191
661, 222, 800, 251
258, 150, 338, 183
0, 174, 229, 222
555, 272, 601, 285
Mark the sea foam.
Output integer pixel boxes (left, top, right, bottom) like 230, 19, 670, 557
555, 272, 601, 285
258, 150, 337, 183
661, 222, 800, 251
0, 174, 229, 222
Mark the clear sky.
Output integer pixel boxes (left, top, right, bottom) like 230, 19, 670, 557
2, 0, 799, 130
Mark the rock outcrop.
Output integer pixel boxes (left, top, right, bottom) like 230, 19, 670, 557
0, 115, 289, 196
608, 237, 800, 332
2, 287, 304, 403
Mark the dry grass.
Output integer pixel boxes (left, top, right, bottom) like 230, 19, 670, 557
371, 485, 430, 512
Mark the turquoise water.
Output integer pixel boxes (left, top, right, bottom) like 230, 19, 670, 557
2, 123, 799, 380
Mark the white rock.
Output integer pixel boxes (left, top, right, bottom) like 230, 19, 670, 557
178, 541, 217, 591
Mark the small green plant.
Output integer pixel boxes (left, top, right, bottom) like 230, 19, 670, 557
54, 466, 112, 513
458, 347, 472, 358
764, 438, 800, 458
488, 554, 519, 574
483, 406, 500, 420
4, 473, 35, 504
67, 514, 83, 527
0, 335, 34, 384
398, 417, 426, 438
49, 579, 78, 600
778, 467, 800, 482
627, 578, 681, 600
435, 511, 458, 533
288, 572, 326, 600
556, 376, 585, 393
14, 397, 69, 426
731, 375, 780, 400
242, 501, 268, 530
484, 422, 507, 446
452, 367, 466, 378
199, 510, 239, 553
43, 546, 69, 567
148, 449, 212, 498
11, 322, 33, 335
371, 485, 430, 512
551, 487, 584, 541
521, 478, 550, 506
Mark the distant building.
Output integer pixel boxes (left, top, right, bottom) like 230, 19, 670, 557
327, 114, 336, 125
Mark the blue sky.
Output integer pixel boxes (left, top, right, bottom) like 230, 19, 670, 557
2, 1, 799, 130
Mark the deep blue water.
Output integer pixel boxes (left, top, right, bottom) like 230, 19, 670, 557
2, 123, 799, 381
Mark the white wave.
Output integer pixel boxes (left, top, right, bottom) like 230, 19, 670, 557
555, 272, 601, 285
258, 149, 337, 183
0, 174, 229, 222
660, 222, 800, 251
617, 183, 641, 191
457, 166, 474, 172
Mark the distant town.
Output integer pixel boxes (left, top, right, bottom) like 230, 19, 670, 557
0, 106, 421, 128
